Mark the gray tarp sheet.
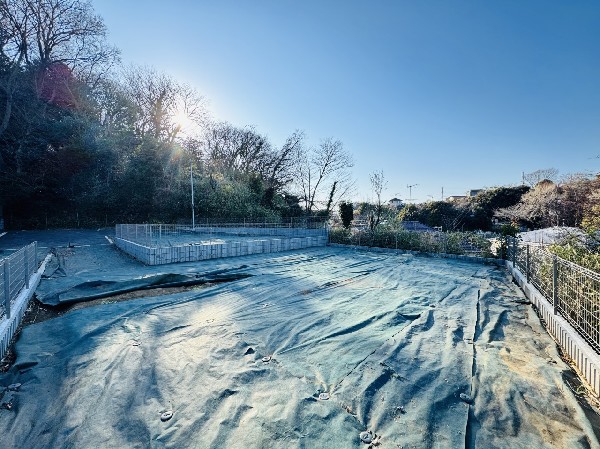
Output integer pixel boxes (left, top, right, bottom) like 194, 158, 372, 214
0, 230, 599, 448
41, 268, 252, 306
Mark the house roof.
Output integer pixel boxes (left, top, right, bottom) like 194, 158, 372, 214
519, 226, 587, 245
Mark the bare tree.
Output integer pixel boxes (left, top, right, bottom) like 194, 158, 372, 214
293, 137, 354, 214
0, 0, 118, 79
0, 0, 119, 138
263, 130, 304, 192
204, 122, 271, 175
202, 124, 304, 200
495, 177, 597, 228
369, 170, 387, 230
523, 168, 559, 187
121, 66, 208, 143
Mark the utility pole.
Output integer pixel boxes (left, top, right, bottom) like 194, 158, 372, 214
441, 187, 444, 201
407, 184, 418, 203
190, 163, 195, 228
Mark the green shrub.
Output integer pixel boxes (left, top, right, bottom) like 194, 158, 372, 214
329, 227, 495, 258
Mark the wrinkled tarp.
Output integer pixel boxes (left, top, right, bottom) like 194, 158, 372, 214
0, 230, 599, 449
41, 263, 251, 307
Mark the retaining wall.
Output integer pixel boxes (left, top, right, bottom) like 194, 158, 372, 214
114, 235, 328, 265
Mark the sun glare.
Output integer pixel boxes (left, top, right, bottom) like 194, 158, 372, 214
173, 110, 192, 130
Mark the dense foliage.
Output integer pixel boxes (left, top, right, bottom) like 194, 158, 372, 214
395, 186, 529, 231
339, 202, 353, 229
496, 176, 600, 231
548, 243, 600, 273
0, 0, 351, 228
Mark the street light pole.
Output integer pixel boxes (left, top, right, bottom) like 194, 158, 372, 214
407, 183, 418, 203
190, 163, 195, 228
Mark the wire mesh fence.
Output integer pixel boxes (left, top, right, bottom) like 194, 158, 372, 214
507, 236, 600, 352
116, 220, 329, 248
0, 242, 38, 320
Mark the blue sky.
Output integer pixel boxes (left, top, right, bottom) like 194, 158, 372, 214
93, 0, 600, 203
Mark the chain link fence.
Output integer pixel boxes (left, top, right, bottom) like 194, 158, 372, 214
507, 236, 600, 352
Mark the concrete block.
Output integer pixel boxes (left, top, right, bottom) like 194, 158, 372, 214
261, 240, 270, 253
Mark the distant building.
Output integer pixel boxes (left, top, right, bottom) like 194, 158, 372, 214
388, 198, 403, 209
445, 189, 482, 202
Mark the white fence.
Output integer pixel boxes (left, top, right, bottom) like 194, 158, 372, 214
0, 242, 39, 360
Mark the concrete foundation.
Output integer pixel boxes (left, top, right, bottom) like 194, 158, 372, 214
114, 235, 328, 265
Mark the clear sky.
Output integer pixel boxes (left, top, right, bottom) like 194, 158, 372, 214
93, 0, 600, 203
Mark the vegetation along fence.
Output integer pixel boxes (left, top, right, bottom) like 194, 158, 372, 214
0, 242, 39, 359
506, 236, 600, 353
329, 227, 494, 258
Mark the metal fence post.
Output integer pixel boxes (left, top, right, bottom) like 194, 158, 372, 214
3, 260, 10, 319
552, 256, 558, 314
512, 238, 516, 267
526, 245, 530, 283
23, 246, 29, 289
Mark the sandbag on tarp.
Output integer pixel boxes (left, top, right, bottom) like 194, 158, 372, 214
40, 268, 252, 307
41, 251, 67, 278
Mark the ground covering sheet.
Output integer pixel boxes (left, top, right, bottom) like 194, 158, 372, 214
0, 230, 599, 448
